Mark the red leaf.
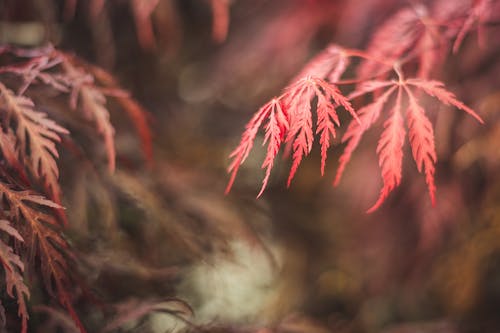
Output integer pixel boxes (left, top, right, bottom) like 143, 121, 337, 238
225, 100, 275, 194
407, 79, 484, 123
405, 87, 437, 205
347, 80, 395, 100
315, 86, 339, 176
227, 76, 356, 194
313, 79, 355, 175
292, 44, 350, 83
368, 88, 405, 213
335, 86, 397, 185
284, 78, 315, 186
258, 99, 288, 197
341, 75, 482, 211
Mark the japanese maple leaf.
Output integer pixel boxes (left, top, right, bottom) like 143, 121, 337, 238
0, 183, 86, 333
226, 76, 358, 196
0, 82, 68, 205
0, 220, 29, 333
335, 71, 483, 212
226, 44, 358, 195
357, 4, 448, 80
60, 54, 116, 172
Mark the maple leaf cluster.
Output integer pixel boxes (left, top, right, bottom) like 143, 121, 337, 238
0, 0, 497, 332
0, 45, 151, 332
226, 0, 492, 211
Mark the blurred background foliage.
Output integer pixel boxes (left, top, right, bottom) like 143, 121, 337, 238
1, 0, 500, 332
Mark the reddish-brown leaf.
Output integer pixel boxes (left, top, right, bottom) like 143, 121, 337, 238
61, 57, 116, 171
0, 220, 29, 333
0, 83, 68, 204
79, 87, 116, 171
0, 183, 86, 333
81, 60, 154, 168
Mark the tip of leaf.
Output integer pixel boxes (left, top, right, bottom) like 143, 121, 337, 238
366, 190, 388, 213
332, 176, 340, 187
366, 206, 378, 214
429, 190, 436, 207
224, 183, 233, 195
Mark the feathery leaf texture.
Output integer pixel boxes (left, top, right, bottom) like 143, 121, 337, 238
0, 45, 149, 332
340, 75, 482, 211
0, 220, 29, 333
284, 79, 315, 187
405, 87, 437, 205
0, 182, 86, 333
6, 52, 69, 95
367, 88, 406, 213
406, 79, 484, 123
226, 101, 272, 195
83, 61, 154, 167
227, 21, 485, 209
226, 75, 356, 196
0, 82, 68, 204
61, 56, 116, 172
334, 86, 397, 186
259, 99, 288, 197
227, 25, 485, 209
